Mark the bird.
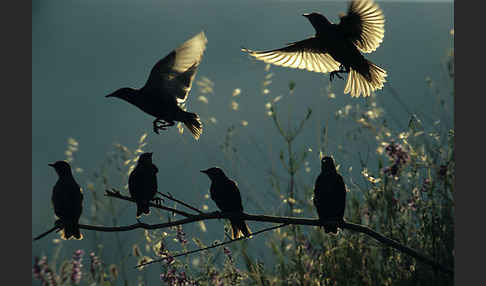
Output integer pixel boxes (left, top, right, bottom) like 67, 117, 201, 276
201, 167, 251, 239
128, 152, 159, 218
242, 0, 386, 98
49, 161, 84, 240
313, 156, 347, 234
106, 31, 207, 140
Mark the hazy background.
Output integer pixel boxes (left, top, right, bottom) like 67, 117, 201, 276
33, 0, 453, 284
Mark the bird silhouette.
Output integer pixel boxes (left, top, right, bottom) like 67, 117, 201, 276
129, 152, 159, 218
106, 31, 207, 139
201, 167, 251, 239
49, 161, 84, 240
313, 156, 347, 234
242, 0, 386, 97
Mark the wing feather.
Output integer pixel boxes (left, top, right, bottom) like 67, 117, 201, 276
144, 31, 207, 102
242, 37, 340, 74
338, 0, 385, 53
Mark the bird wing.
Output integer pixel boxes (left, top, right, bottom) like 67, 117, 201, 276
51, 180, 83, 220
228, 179, 244, 212
242, 37, 341, 73
144, 31, 207, 103
337, 0, 385, 53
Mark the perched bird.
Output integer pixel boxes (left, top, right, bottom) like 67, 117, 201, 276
242, 0, 386, 98
106, 31, 207, 139
201, 167, 251, 239
313, 156, 347, 234
129, 152, 159, 218
49, 161, 84, 240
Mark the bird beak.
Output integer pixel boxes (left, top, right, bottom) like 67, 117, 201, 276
302, 13, 310, 18
48, 163, 55, 167
200, 169, 208, 174
105, 93, 113, 98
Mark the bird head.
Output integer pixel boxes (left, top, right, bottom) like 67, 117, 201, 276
49, 161, 72, 176
105, 87, 137, 101
321, 156, 336, 173
302, 12, 332, 30
138, 152, 153, 164
200, 167, 225, 180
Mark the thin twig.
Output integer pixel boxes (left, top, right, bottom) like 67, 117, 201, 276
135, 223, 289, 269
104, 189, 196, 218
158, 192, 205, 214
33, 225, 60, 241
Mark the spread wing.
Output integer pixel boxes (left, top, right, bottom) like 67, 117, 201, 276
338, 0, 385, 53
144, 31, 207, 103
242, 37, 341, 74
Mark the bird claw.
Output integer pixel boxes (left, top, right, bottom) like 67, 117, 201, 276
329, 71, 344, 82
153, 119, 169, 134
152, 197, 164, 207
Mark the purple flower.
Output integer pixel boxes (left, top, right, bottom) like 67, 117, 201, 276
223, 246, 233, 262
33, 256, 58, 286
162, 254, 175, 265
89, 252, 101, 278
32, 257, 44, 279
383, 142, 410, 177
71, 250, 84, 285
160, 268, 177, 284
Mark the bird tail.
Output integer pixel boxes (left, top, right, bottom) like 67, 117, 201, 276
61, 220, 83, 240
345, 60, 387, 97
230, 218, 252, 239
183, 112, 203, 140
136, 202, 151, 218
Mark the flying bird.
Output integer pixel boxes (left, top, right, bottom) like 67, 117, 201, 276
201, 167, 251, 239
106, 31, 207, 139
49, 161, 84, 240
129, 152, 159, 218
313, 156, 347, 234
242, 0, 386, 98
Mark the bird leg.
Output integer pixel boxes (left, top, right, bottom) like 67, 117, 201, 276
329, 65, 348, 82
151, 197, 164, 207
153, 119, 175, 134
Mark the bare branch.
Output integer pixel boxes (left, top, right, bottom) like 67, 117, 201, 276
33, 225, 60, 241
104, 189, 197, 218
158, 192, 205, 214
33, 211, 451, 275
34, 190, 453, 276
342, 222, 453, 275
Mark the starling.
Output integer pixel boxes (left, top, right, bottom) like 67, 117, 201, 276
242, 0, 386, 98
201, 167, 251, 239
49, 161, 84, 240
129, 152, 159, 218
313, 156, 347, 234
106, 31, 207, 139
